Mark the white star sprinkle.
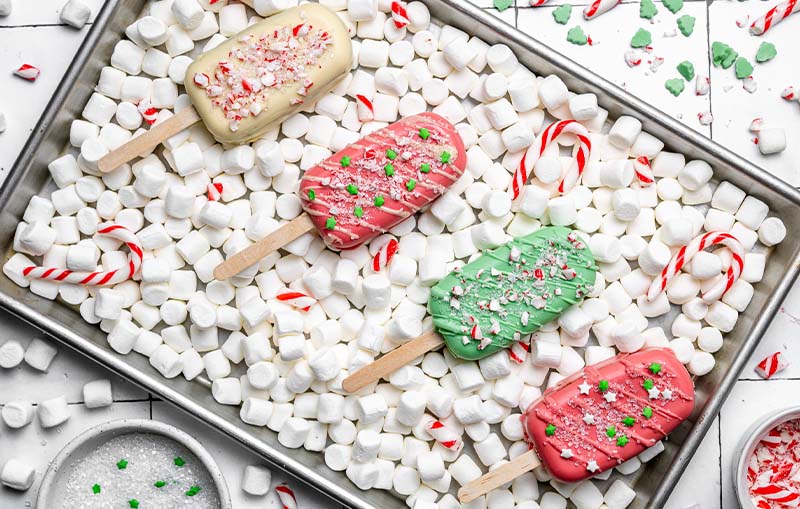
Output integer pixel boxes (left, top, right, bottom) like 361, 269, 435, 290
578, 381, 591, 395
648, 387, 661, 399
561, 449, 573, 459
583, 413, 595, 425
586, 460, 600, 472
604, 391, 617, 403
662, 389, 673, 400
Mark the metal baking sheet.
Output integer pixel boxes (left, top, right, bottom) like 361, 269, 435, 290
2, 1, 800, 508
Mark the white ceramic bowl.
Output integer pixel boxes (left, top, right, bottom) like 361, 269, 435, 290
734, 405, 800, 508
37, 418, 232, 508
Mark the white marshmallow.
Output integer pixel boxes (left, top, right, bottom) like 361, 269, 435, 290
538, 75, 569, 110
38, 395, 71, 428
23, 337, 59, 372
0, 459, 35, 491
711, 181, 746, 213
1, 401, 34, 429
758, 217, 786, 246
758, 128, 787, 155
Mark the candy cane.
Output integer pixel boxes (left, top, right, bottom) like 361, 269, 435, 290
750, 0, 800, 35
755, 351, 789, 379
508, 341, 529, 364
275, 483, 298, 509
529, 0, 549, 5
583, 0, 621, 20
22, 224, 142, 286
511, 120, 591, 199
751, 484, 800, 506
646, 231, 745, 304
356, 94, 375, 122
632, 156, 654, 186
391, 1, 409, 28
207, 182, 223, 201
275, 290, 316, 311
426, 418, 464, 453
372, 239, 398, 272
14, 64, 41, 81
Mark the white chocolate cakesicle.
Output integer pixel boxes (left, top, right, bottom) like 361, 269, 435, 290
185, 4, 352, 144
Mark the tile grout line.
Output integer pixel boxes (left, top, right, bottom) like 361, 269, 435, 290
0, 22, 95, 29
718, 416, 723, 508
705, 0, 714, 140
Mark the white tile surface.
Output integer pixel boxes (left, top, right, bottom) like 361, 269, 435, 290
1, 1, 799, 508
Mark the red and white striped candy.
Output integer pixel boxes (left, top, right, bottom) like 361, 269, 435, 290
508, 341, 529, 364
275, 483, 298, 509
632, 156, 654, 186
207, 182, 223, 201
760, 428, 783, 448
137, 98, 159, 125
275, 290, 316, 311
583, 0, 621, 19
755, 351, 789, 380
751, 483, 800, 506
781, 86, 797, 101
372, 239, 398, 272
22, 224, 142, 286
529, 0, 549, 6
511, 120, 591, 199
750, 0, 800, 35
426, 418, 464, 453
355, 94, 375, 122
14, 64, 41, 81
646, 231, 745, 304
390, 1, 410, 29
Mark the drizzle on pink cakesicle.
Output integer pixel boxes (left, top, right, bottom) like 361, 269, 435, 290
523, 348, 695, 482
299, 113, 466, 250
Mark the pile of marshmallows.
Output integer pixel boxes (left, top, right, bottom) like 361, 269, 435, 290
2, 0, 788, 508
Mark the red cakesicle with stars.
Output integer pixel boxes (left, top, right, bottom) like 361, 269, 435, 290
458, 347, 695, 503
214, 112, 466, 279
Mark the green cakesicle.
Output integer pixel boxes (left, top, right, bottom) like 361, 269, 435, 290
428, 226, 597, 361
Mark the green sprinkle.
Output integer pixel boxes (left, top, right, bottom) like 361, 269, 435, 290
129, 500, 140, 509
346, 184, 358, 195
325, 217, 336, 230
340, 156, 351, 167
665, 78, 685, 97
606, 426, 617, 438
553, 4, 572, 25
567, 26, 588, 46
640, 0, 657, 19
154, 480, 167, 488
677, 61, 695, 81
677, 15, 695, 36
92, 484, 101, 494
419, 128, 430, 140
623, 416, 636, 427
307, 189, 315, 201
406, 179, 416, 191
756, 42, 777, 63
420, 163, 431, 173
712, 41, 738, 69
493, 0, 513, 11
116, 459, 128, 470
662, 0, 683, 14
386, 149, 398, 160
384, 163, 395, 177
186, 485, 202, 497
735, 57, 754, 79
649, 362, 662, 375
643, 379, 655, 391
174, 457, 185, 467
598, 380, 610, 392
643, 407, 654, 419
631, 28, 652, 48
354, 206, 364, 218
440, 151, 451, 164
617, 436, 630, 447
374, 195, 385, 207
545, 424, 557, 436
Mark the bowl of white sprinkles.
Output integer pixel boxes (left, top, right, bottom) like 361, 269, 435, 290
37, 418, 231, 509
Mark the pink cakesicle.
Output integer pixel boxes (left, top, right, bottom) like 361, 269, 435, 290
298, 112, 467, 250
459, 348, 695, 502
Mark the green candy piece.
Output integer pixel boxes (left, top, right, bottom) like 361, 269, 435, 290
617, 436, 630, 447
174, 457, 185, 467
186, 485, 202, 497
374, 195, 385, 207
325, 217, 336, 230
677, 15, 695, 36
493, 0, 514, 11
665, 78, 685, 97
386, 149, 398, 160
346, 184, 358, 195
567, 26, 588, 46
649, 362, 662, 374
712, 41, 738, 69
92, 484, 101, 494
406, 179, 416, 191
420, 163, 431, 173
116, 459, 128, 470
643, 379, 655, 391
553, 4, 572, 25
677, 61, 695, 81
643, 407, 654, 419
662, 0, 683, 14
384, 163, 395, 176
354, 206, 364, 218
129, 500, 140, 509
640, 0, 657, 19
440, 151, 451, 164
154, 480, 167, 488
340, 156, 351, 167
428, 227, 597, 361
545, 424, 557, 436
631, 28, 652, 48
307, 189, 315, 201
756, 42, 777, 63
598, 380, 610, 392
735, 57, 754, 79
419, 128, 430, 140
623, 416, 636, 427
606, 426, 617, 438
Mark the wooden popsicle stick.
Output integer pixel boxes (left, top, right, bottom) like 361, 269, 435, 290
342, 330, 444, 393
97, 107, 202, 173
213, 213, 316, 280
458, 450, 541, 504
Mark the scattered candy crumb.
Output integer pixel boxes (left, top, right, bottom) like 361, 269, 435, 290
755, 42, 777, 63
665, 78, 685, 96
630, 28, 652, 48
